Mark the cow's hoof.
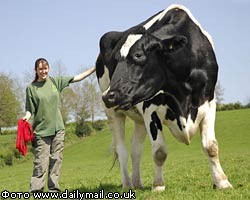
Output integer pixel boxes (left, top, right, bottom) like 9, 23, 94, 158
152, 185, 165, 192
132, 178, 144, 190
214, 180, 233, 189
122, 181, 133, 190
133, 184, 144, 190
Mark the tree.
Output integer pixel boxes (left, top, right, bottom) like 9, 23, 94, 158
245, 98, 250, 108
81, 75, 104, 124
52, 60, 77, 123
215, 81, 224, 106
0, 73, 22, 133
19, 66, 35, 116
70, 79, 91, 137
71, 67, 104, 124
51, 60, 67, 77
60, 87, 76, 123
71, 79, 90, 122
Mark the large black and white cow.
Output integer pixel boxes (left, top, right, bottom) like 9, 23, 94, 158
96, 4, 232, 191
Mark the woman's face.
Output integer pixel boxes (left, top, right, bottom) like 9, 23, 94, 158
36, 62, 49, 81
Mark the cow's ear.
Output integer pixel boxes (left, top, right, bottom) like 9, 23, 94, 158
143, 33, 163, 53
100, 31, 124, 63
162, 35, 187, 53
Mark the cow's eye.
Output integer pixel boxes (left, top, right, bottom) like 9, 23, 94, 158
133, 51, 146, 64
134, 53, 142, 59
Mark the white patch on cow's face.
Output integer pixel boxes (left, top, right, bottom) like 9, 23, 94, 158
102, 86, 110, 97
143, 10, 167, 30
120, 34, 143, 58
99, 65, 110, 93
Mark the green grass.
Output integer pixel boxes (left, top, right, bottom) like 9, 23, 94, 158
0, 109, 250, 199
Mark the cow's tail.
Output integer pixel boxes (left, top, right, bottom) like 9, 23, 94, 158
109, 152, 119, 172
97, 151, 119, 188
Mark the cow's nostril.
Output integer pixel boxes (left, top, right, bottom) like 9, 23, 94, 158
102, 90, 119, 108
108, 91, 116, 100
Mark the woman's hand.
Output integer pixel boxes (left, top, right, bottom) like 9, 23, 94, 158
22, 111, 31, 121
71, 67, 96, 83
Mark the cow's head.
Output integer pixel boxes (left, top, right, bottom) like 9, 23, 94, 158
102, 33, 188, 110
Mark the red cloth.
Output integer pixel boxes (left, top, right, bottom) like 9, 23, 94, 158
16, 119, 34, 156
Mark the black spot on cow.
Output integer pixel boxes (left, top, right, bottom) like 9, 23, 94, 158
166, 109, 175, 121
165, 109, 183, 131
190, 107, 198, 122
150, 112, 162, 140
143, 93, 166, 112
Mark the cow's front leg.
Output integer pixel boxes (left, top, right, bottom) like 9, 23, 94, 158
200, 100, 232, 189
151, 130, 167, 192
131, 122, 147, 189
106, 109, 132, 189
137, 104, 167, 191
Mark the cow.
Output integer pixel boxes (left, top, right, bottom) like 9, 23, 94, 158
96, 4, 232, 191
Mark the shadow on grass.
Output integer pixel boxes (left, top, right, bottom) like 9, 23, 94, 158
76, 183, 121, 193
70, 182, 152, 193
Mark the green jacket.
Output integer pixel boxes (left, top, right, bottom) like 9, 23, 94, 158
25, 76, 73, 137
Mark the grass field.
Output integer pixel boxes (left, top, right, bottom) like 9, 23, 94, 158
0, 109, 249, 199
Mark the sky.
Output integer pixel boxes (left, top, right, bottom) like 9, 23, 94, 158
0, 0, 249, 104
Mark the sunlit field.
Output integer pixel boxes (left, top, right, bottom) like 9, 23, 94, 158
0, 109, 249, 199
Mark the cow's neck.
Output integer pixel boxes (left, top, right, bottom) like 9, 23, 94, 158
143, 90, 198, 122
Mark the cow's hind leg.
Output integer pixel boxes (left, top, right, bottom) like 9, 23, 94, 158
131, 122, 147, 189
200, 100, 232, 189
106, 109, 132, 189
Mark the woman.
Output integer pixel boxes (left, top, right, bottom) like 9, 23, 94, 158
22, 58, 95, 193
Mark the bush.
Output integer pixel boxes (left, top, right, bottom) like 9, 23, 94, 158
64, 123, 79, 145
92, 120, 106, 131
217, 102, 244, 111
75, 121, 92, 137
13, 149, 21, 159
4, 153, 13, 166
1, 129, 16, 135
0, 157, 5, 168
0, 140, 29, 168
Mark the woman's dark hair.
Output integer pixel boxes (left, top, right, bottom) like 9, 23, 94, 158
33, 58, 50, 83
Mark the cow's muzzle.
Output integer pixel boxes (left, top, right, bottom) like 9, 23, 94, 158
102, 90, 133, 110
102, 90, 120, 108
